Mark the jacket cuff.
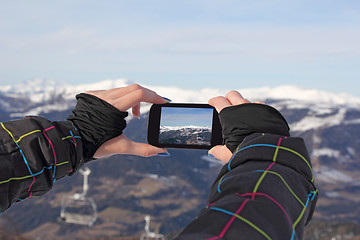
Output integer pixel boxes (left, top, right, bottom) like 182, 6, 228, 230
219, 103, 290, 152
67, 93, 128, 162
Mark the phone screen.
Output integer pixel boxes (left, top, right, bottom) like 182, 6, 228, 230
148, 103, 222, 149
159, 107, 213, 146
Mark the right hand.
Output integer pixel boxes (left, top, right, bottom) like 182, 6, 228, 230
208, 90, 251, 163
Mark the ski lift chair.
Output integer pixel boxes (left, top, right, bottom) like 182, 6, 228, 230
140, 215, 165, 240
60, 167, 97, 226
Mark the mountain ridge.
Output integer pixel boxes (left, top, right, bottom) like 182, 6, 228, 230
1, 78, 360, 107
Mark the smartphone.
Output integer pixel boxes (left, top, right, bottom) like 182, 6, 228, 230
147, 103, 223, 149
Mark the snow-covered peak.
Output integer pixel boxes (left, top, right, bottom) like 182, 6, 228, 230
0, 78, 131, 103
2, 79, 60, 93
239, 85, 360, 108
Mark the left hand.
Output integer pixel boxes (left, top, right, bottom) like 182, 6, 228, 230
86, 84, 170, 158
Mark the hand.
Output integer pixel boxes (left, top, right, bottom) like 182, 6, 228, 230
208, 90, 251, 163
86, 84, 170, 158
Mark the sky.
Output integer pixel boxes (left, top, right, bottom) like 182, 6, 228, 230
0, 0, 359, 96
160, 107, 213, 127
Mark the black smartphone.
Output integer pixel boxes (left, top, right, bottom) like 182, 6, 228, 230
147, 103, 223, 149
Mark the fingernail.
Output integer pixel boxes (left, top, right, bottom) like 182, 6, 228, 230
157, 152, 171, 157
162, 97, 172, 103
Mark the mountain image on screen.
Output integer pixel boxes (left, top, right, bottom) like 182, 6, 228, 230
159, 125, 211, 145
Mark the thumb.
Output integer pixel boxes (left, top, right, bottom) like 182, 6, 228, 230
126, 141, 169, 157
208, 145, 233, 163
94, 135, 169, 158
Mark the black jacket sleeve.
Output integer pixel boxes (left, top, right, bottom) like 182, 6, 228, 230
0, 117, 83, 214
176, 104, 318, 240
67, 93, 128, 162
0, 93, 127, 215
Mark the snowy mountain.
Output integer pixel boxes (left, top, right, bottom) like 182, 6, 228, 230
1, 78, 359, 118
160, 126, 211, 132
0, 79, 359, 239
159, 125, 212, 146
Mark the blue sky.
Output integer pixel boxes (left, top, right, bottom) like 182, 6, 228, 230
0, 0, 359, 96
160, 107, 213, 127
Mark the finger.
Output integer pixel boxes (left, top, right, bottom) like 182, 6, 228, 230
208, 145, 233, 163
110, 88, 167, 111
85, 87, 130, 101
208, 96, 231, 113
254, 100, 265, 104
86, 84, 148, 102
132, 103, 141, 118
125, 141, 169, 157
225, 90, 251, 105
103, 84, 145, 101
85, 90, 105, 95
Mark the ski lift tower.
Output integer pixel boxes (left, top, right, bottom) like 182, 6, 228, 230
60, 167, 97, 226
140, 215, 165, 240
